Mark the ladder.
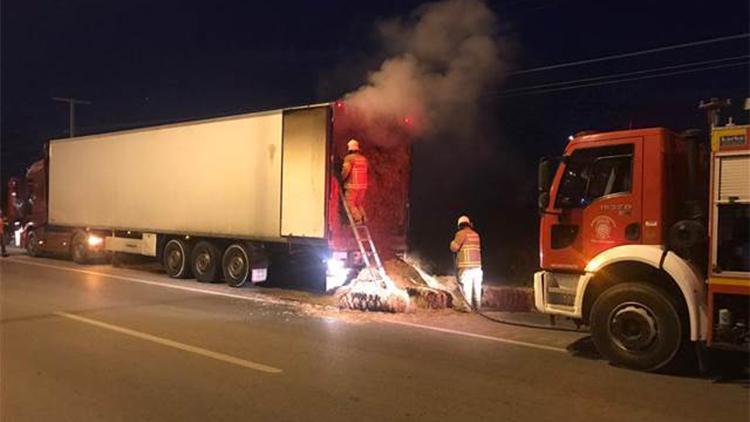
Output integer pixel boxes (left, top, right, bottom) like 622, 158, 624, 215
338, 190, 387, 281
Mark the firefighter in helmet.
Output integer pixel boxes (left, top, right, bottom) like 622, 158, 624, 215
341, 139, 369, 224
450, 215, 483, 309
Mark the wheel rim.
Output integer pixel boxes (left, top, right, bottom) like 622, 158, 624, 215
227, 250, 246, 280
195, 250, 211, 275
609, 302, 658, 352
165, 245, 183, 274
74, 238, 86, 260
28, 233, 39, 255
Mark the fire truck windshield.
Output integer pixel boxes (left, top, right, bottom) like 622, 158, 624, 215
555, 144, 633, 208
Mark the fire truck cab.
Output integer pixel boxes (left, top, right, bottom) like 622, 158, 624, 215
534, 119, 749, 371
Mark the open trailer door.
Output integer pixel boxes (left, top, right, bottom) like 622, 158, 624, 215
280, 106, 330, 239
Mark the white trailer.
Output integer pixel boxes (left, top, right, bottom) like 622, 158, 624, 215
49, 106, 329, 241
16, 102, 411, 290
43, 104, 333, 286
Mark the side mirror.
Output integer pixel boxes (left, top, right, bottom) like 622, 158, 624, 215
538, 158, 557, 193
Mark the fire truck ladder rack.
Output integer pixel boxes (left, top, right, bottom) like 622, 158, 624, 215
338, 190, 391, 286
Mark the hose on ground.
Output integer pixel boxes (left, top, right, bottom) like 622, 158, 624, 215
455, 280, 587, 334
399, 257, 585, 333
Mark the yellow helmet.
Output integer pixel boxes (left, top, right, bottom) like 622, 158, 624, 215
347, 139, 360, 151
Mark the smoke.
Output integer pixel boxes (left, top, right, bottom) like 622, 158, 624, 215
345, 0, 506, 142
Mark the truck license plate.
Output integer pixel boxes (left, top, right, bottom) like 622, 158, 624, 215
252, 268, 268, 283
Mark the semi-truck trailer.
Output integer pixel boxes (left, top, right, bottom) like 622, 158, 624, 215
534, 102, 749, 371
5, 102, 411, 291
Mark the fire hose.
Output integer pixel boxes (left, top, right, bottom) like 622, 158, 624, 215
451, 258, 585, 333
452, 280, 585, 333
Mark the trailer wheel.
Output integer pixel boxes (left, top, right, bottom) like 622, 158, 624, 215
163, 239, 192, 279
590, 282, 683, 372
26, 229, 42, 257
71, 231, 89, 264
222, 243, 252, 287
191, 240, 222, 283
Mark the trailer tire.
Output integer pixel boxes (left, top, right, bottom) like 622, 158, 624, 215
26, 229, 42, 257
590, 282, 683, 372
223, 243, 252, 287
191, 240, 222, 283
71, 231, 89, 264
163, 239, 192, 279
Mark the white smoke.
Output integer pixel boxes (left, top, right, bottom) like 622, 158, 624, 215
345, 0, 506, 139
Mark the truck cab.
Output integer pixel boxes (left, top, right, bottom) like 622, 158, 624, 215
535, 127, 715, 370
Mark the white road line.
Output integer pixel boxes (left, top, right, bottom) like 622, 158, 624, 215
384, 320, 568, 353
54, 311, 283, 374
6, 258, 281, 305
8, 258, 568, 354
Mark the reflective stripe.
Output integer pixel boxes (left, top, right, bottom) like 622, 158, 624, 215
345, 153, 368, 190
457, 229, 481, 268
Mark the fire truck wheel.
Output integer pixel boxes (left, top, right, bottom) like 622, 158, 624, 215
163, 239, 193, 279
590, 282, 683, 372
223, 243, 251, 287
26, 229, 42, 257
71, 231, 89, 264
191, 240, 222, 283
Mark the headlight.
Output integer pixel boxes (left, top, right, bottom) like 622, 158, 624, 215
87, 235, 104, 247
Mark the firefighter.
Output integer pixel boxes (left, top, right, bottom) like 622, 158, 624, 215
450, 215, 483, 309
341, 139, 369, 224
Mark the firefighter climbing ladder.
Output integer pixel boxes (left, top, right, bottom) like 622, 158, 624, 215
338, 190, 388, 282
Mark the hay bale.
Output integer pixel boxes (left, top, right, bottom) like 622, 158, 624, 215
336, 268, 412, 313
384, 259, 453, 309
337, 282, 411, 313
481, 286, 533, 312
405, 286, 452, 309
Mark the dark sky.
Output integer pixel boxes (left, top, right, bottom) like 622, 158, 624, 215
2, 0, 748, 280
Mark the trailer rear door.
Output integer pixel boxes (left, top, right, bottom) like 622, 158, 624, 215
280, 107, 330, 238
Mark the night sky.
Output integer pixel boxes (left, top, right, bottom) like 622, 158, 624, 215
2, 0, 748, 282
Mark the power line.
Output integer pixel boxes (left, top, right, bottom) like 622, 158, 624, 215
498, 61, 749, 97
502, 55, 750, 94
511, 33, 749, 75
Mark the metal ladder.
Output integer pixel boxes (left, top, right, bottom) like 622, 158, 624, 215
339, 190, 387, 281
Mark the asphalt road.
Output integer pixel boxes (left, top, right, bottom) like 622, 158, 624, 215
1, 255, 748, 421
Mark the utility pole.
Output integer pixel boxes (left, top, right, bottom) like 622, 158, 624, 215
698, 97, 731, 128
52, 97, 91, 137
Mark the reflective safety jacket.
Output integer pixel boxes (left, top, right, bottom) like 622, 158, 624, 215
450, 227, 482, 269
342, 152, 369, 190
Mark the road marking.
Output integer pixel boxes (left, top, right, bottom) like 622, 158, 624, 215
383, 320, 568, 353
54, 311, 283, 374
6, 258, 283, 305
8, 258, 568, 354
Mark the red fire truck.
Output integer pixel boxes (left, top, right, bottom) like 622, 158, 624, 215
534, 102, 749, 371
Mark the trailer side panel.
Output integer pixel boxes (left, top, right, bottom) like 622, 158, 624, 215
48, 112, 285, 239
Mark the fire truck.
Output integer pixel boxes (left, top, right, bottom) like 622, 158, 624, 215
534, 100, 749, 371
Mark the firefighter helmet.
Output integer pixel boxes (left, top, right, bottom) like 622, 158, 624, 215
457, 215, 472, 227
347, 139, 360, 151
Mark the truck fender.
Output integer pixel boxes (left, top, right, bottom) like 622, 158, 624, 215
583, 244, 707, 341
